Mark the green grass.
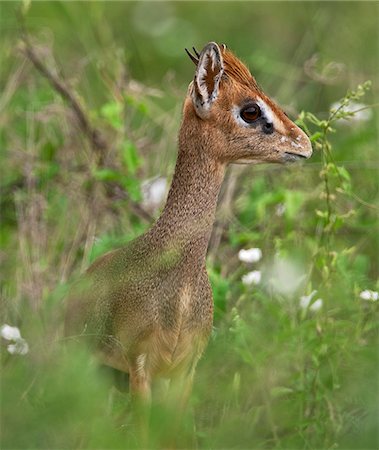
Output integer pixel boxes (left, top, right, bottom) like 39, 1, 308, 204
1, 2, 378, 449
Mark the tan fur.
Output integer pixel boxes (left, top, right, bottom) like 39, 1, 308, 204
222, 46, 260, 89
65, 42, 312, 404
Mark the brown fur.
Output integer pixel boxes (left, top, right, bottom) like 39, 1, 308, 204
222, 47, 260, 89
65, 42, 312, 405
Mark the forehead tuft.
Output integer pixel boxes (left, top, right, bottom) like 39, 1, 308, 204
221, 46, 260, 90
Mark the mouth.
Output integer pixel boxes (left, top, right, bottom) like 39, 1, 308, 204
283, 152, 308, 163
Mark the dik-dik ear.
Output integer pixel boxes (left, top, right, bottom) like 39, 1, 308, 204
191, 42, 224, 119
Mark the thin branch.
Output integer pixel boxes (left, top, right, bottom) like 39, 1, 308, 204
20, 29, 107, 160
19, 21, 153, 224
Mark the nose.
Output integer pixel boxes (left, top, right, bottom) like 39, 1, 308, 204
262, 121, 274, 135
295, 128, 313, 159
282, 127, 313, 162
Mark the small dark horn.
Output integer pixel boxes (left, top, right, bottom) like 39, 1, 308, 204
185, 48, 199, 65
192, 47, 200, 58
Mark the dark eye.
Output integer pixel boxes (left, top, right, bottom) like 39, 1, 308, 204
240, 104, 261, 123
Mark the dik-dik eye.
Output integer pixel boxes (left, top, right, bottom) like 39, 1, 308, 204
240, 104, 261, 123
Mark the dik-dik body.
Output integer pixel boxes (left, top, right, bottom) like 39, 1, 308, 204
65, 42, 312, 403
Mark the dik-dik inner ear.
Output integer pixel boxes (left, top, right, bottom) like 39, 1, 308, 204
191, 42, 224, 119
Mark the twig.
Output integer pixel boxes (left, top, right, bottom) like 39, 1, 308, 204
21, 29, 107, 161
19, 21, 153, 223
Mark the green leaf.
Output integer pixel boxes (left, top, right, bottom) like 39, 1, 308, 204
92, 168, 120, 182
124, 95, 149, 115
284, 191, 305, 220
209, 266, 230, 320
305, 112, 321, 126
121, 140, 140, 175
332, 215, 344, 231
310, 131, 323, 142
40, 141, 57, 161
100, 101, 123, 129
316, 210, 327, 219
122, 176, 142, 202
270, 386, 294, 398
37, 162, 60, 185
341, 181, 352, 193
337, 166, 351, 181
22, 0, 31, 14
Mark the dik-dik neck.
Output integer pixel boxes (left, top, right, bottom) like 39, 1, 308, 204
149, 116, 225, 261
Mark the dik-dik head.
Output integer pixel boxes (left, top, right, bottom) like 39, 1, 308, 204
184, 42, 312, 164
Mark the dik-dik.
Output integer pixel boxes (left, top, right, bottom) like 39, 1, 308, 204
65, 42, 312, 406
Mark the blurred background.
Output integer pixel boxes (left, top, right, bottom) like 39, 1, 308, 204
1, 2, 378, 449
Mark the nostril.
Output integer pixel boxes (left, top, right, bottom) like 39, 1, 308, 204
263, 121, 274, 135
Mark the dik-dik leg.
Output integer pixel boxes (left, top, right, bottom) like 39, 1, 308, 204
170, 365, 197, 412
129, 355, 151, 445
166, 358, 200, 446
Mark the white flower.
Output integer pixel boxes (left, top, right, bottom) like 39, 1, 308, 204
238, 248, 262, 263
275, 203, 286, 217
299, 292, 323, 312
267, 258, 306, 295
1, 324, 21, 341
141, 176, 167, 211
359, 290, 379, 301
1, 323, 29, 356
299, 290, 318, 309
242, 270, 261, 286
7, 339, 29, 355
309, 298, 323, 312
331, 101, 372, 124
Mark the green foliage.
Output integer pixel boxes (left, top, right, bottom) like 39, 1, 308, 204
97, 99, 143, 201
1, 2, 378, 449
208, 265, 231, 320
297, 81, 374, 287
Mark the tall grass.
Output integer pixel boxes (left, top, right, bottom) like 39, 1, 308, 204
1, 2, 378, 449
